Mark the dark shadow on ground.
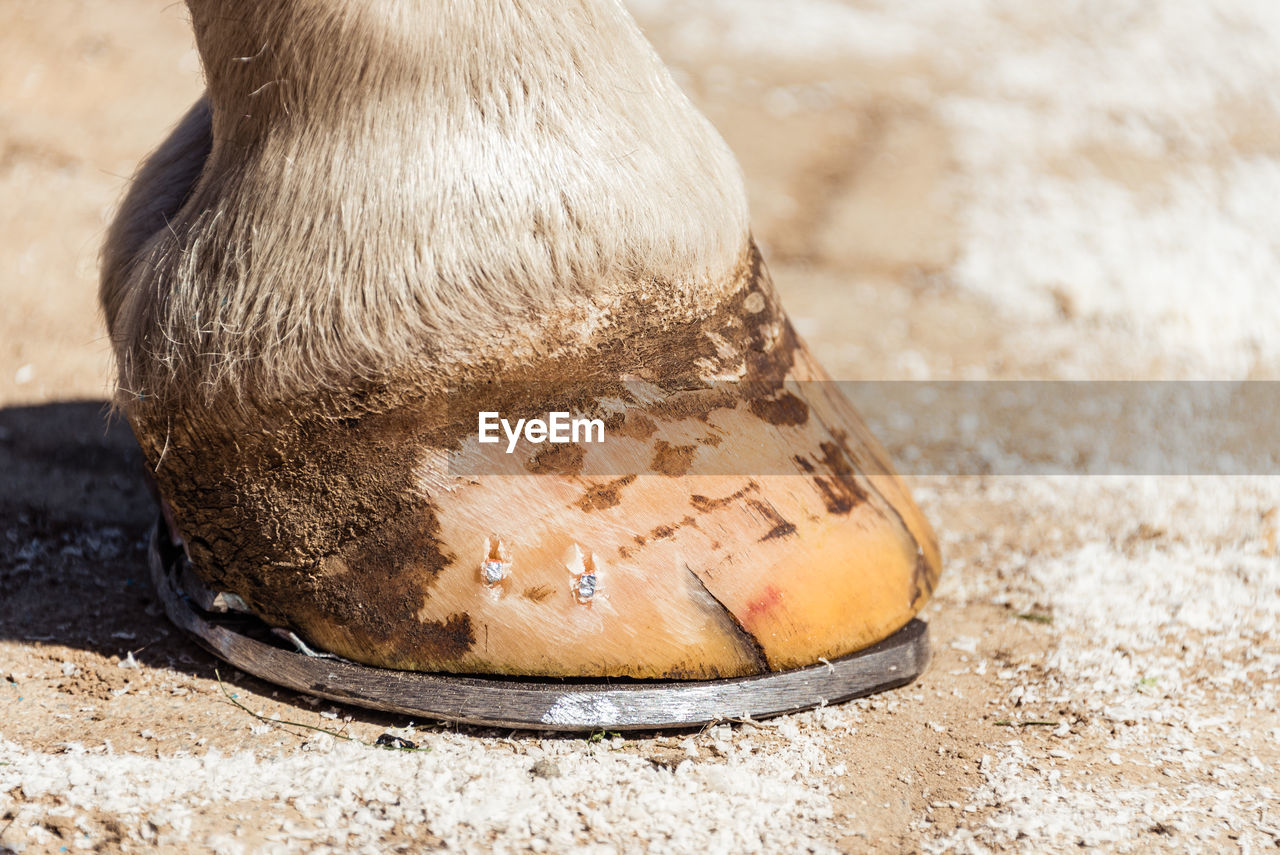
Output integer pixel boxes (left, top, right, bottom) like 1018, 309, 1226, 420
0, 400, 160, 659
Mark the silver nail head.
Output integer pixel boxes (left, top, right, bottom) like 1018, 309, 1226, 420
482, 560, 508, 585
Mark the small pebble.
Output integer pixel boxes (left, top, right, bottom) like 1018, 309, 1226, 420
531, 758, 562, 779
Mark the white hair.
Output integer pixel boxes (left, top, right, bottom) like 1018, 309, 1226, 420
102, 0, 751, 409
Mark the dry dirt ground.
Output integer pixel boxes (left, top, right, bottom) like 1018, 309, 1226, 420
3, 1, 1279, 853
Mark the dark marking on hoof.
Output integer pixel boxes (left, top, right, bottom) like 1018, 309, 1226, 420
795, 442, 868, 515
575, 474, 636, 512
526, 443, 585, 475
648, 388, 739, 423
650, 440, 697, 477
748, 390, 810, 426
690, 481, 759, 513
417, 613, 476, 660
317, 508, 466, 659
911, 551, 937, 605
649, 515, 697, 542
609, 411, 657, 440
748, 499, 797, 541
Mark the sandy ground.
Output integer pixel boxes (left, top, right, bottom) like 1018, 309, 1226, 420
3, 1, 1280, 852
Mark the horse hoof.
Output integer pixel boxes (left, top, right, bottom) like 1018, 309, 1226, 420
103, 2, 941, 686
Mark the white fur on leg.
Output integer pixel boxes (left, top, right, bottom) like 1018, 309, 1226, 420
103, 0, 751, 408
